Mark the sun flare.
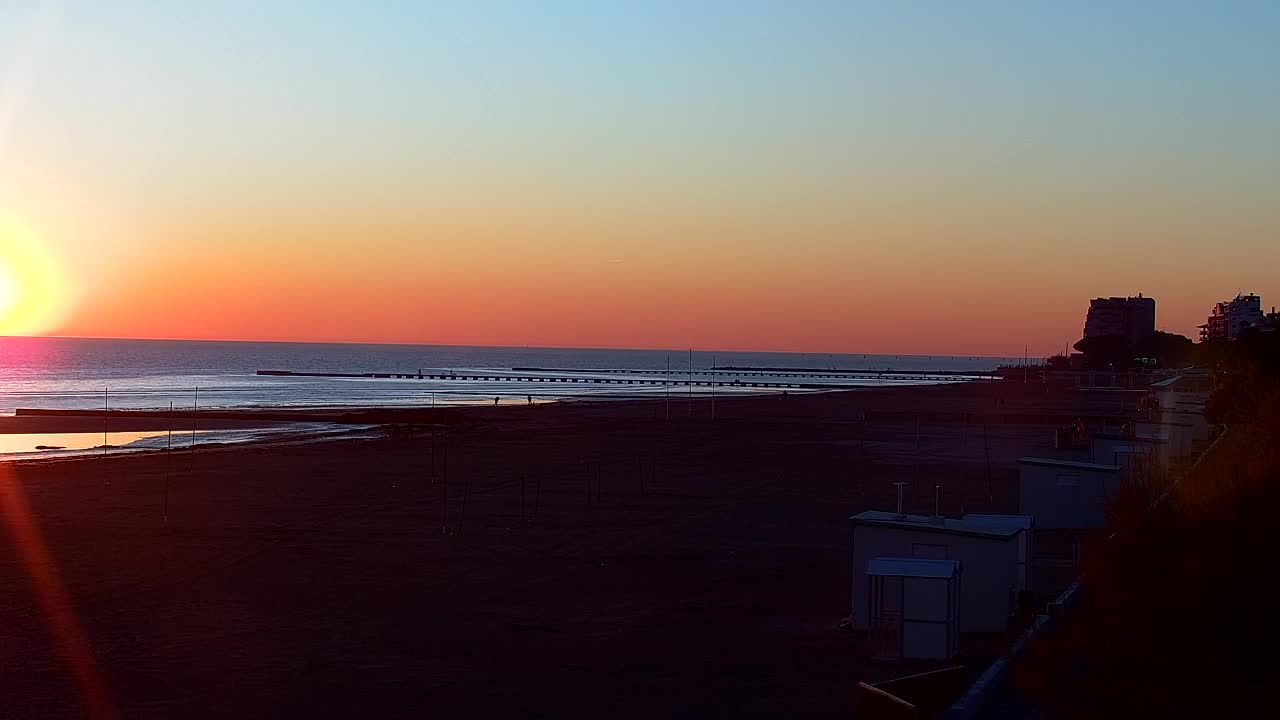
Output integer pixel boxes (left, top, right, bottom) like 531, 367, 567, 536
0, 213, 70, 336
0, 258, 21, 322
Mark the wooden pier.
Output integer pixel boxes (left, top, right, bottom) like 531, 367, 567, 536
255, 368, 962, 390
515, 366, 988, 380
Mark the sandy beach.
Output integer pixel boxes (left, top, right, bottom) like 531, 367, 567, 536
0, 381, 1119, 718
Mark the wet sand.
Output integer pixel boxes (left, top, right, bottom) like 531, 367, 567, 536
0, 407, 456, 435
0, 381, 1118, 718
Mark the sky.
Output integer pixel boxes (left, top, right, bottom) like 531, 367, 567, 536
0, 1, 1277, 356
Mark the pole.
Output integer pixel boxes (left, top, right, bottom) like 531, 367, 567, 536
983, 423, 993, 505
457, 472, 470, 534
164, 402, 173, 523
914, 414, 921, 481
190, 386, 199, 453
665, 355, 671, 421
442, 408, 449, 534
688, 348, 693, 417
711, 355, 716, 420
103, 387, 109, 453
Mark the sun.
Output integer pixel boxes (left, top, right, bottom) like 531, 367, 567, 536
0, 257, 21, 324
0, 212, 70, 336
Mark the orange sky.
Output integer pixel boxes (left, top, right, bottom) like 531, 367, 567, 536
29, 200, 1265, 357
2, 3, 1277, 356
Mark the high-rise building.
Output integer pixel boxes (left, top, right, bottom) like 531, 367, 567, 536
1082, 295, 1156, 343
1199, 293, 1265, 341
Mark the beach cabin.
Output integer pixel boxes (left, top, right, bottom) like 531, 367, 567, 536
1017, 458, 1121, 530
1111, 445, 1157, 486
1146, 375, 1212, 452
1091, 433, 1163, 465
865, 558, 961, 662
1134, 420, 1194, 461
850, 511, 1024, 633
1161, 408, 1211, 445
961, 514, 1034, 594
1090, 436, 1159, 486
1150, 374, 1213, 414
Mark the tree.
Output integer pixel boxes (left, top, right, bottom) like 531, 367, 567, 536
1072, 334, 1132, 370
1045, 354, 1072, 370
1133, 331, 1194, 368
1203, 330, 1280, 425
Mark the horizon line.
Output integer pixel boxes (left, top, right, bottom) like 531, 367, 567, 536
1, 333, 1031, 360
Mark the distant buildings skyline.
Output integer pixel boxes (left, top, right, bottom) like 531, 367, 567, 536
1199, 293, 1278, 341
1083, 295, 1156, 344
1077, 292, 1280, 345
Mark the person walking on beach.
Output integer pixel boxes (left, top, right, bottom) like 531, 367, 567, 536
494, 396, 500, 406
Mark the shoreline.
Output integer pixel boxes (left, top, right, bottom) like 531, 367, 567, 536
0, 379, 1118, 467
0, 380, 992, 436
0, 386, 895, 428
0, 406, 460, 433
0, 423, 386, 467
0, 384, 953, 466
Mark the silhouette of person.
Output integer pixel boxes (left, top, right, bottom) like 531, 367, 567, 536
494, 396, 500, 406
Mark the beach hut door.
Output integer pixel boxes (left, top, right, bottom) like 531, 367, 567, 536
872, 576, 904, 659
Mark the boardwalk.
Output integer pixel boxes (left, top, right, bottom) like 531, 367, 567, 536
256, 368, 977, 389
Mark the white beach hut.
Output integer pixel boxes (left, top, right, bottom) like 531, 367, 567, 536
1091, 433, 1164, 465
865, 557, 961, 661
1017, 457, 1121, 530
961, 514, 1034, 594
1133, 420, 1194, 461
1150, 374, 1212, 413
850, 511, 1023, 633
1161, 408, 1211, 444
1090, 436, 1160, 486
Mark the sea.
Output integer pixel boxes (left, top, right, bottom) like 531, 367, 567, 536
0, 337, 1021, 459
0, 336, 1021, 414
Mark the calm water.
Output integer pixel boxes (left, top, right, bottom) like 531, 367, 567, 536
0, 424, 377, 461
0, 336, 1020, 413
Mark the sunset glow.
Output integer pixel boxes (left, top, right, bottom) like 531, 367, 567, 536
0, 256, 19, 323
1, 2, 1276, 354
